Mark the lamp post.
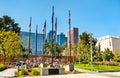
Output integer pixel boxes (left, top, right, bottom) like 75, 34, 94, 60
89, 33, 93, 71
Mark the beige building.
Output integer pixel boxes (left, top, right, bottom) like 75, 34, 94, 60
96, 35, 120, 56
67, 27, 79, 48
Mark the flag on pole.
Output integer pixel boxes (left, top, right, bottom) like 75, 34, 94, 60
68, 10, 71, 25
36, 25, 38, 36
52, 6, 54, 23
42, 28, 44, 38
54, 17, 57, 30
53, 33, 55, 40
29, 16, 32, 30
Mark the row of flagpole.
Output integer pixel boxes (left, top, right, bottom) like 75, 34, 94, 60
28, 6, 72, 64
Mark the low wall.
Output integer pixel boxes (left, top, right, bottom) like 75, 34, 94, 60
41, 68, 65, 76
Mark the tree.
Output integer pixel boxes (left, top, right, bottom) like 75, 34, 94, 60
77, 40, 90, 62
0, 15, 20, 33
77, 32, 97, 62
102, 48, 114, 61
44, 40, 65, 58
0, 30, 22, 64
113, 49, 120, 62
93, 43, 102, 61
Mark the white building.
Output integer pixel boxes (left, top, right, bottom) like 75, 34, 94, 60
96, 35, 120, 56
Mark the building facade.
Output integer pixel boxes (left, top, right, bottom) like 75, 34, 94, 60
57, 32, 66, 46
96, 35, 120, 56
47, 30, 56, 42
67, 27, 79, 47
20, 31, 43, 55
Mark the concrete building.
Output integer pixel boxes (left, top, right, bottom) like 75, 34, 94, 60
57, 32, 66, 46
96, 35, 120, 56
20, 31, 43, 55
67, 27, 79, 47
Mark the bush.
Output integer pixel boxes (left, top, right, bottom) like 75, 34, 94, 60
31, 69, 40, 75
14, 71, 19, 77
19, 68, 28, 75
0, 64, 6, 71
81, 61, 89, 64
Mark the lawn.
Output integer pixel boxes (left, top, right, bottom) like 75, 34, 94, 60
75, 64, 120, 72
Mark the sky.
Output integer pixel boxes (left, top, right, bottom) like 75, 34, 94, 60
0, 0, 120, 38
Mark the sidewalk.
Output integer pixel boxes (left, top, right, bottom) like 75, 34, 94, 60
0, 68, 119, 78
0, 68, 17, 77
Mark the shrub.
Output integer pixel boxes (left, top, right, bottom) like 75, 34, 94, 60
19, 68, 28, 75
31, 69, 40, 75
14, 71, 19, 77
0, 64, 6, 71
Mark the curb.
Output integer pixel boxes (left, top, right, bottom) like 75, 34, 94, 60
97, 70, 120, 73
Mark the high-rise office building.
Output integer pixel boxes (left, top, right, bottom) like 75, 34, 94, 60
67, 27, 79, 47
47, 30, 56, 42
20, 31, 43, 55
57, 32, 66, 46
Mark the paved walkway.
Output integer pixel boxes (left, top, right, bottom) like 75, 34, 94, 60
0, 68, 120, 78
0, 68, 17, 78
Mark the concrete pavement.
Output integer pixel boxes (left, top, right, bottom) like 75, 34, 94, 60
0, 68, 17, 78
0, 68, 120, 78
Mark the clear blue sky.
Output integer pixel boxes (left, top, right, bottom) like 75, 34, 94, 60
0, 0, 120, 38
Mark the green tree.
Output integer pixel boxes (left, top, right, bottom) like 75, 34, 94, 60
0, 15, 20, 33
44, 40, 65, 58
77, 32, 97, 62
0, 30, 22, 64
102, 48, 114, 61
93, 43, 102, 61
113, 49, 120, 62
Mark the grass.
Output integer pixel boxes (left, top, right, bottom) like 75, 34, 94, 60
75, 64, 120, 72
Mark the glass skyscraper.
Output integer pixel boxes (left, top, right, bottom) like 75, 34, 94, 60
20, 31, 43, 55
47, 30, 56, 42
57, 32, 66, 46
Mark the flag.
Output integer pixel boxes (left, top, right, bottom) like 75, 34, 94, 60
54, 17, 57, 30
42, 28, 44, 38
29, 16, 32, 30
44, 20, 46, 29
68, 10, 71, 25
52, 6, 54, 23
36, 25, 38, 35
53, 33, 55, 39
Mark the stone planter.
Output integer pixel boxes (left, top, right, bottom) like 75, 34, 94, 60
41, 68, 65, 76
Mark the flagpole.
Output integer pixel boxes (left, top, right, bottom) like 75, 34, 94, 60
44, 20, 46, 56
54, 17, 57, 58
51, 6, 54, 65
68, 10, 72, 64
28, 16, 32, 59
35, 25, 38, 60
42, 20, 46, 64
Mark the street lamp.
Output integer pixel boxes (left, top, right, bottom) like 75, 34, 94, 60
89, 33, 93, 71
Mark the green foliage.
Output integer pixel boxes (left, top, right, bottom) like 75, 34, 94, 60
31, 68, 40, 75
102, 48, 114, 61
0, 30, 22, 64
14, 71, 19, 77
0, 64, 6, 71
77, 32, 97, 62
113, 49, 120, 62
93, 61, 120, 66
0, 15, 20, 33
44, 40, 65, 58
19, 68, 28, 75
75, 64, 120, 72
